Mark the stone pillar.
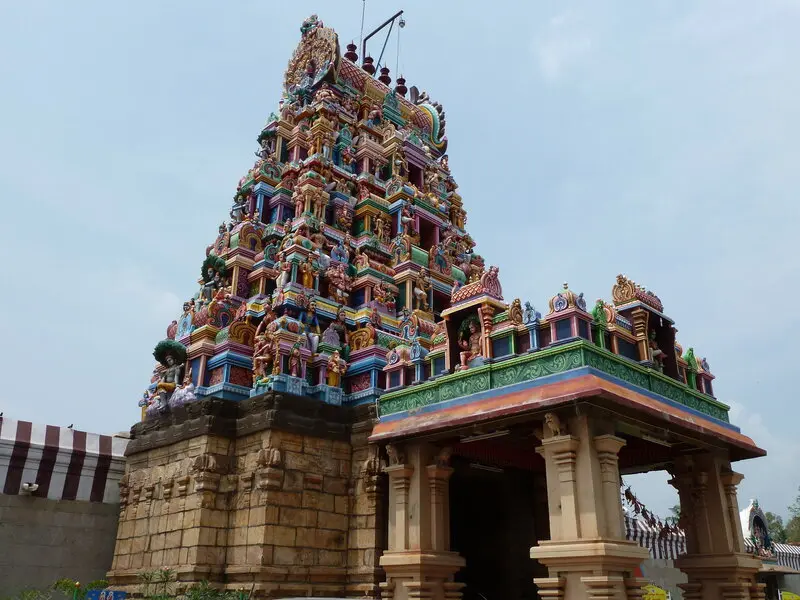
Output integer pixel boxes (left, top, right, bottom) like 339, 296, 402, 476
380, 443, 464, 600
531, 413, 649, 600
670, 453, 762, 600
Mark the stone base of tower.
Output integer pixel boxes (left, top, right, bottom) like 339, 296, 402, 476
106, 393, 385, 598
531, 539, 650, 600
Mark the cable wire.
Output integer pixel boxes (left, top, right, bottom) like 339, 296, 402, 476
359, 0, 366, 54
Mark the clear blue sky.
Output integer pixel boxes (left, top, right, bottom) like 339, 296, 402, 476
1, 1, 798, 520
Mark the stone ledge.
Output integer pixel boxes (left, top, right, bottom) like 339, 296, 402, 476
128, 391, 376, 455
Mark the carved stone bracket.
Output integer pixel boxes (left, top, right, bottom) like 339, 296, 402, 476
581, 575, 625, 599
175, 475, 190, 497
256, 466, 284, 491
532, 577, 565, 599
624, 577, 648, 600
162, 479, 175, 501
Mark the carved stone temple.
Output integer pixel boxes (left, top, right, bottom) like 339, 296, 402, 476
108, 15, 768, 600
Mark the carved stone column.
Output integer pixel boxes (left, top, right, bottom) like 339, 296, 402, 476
595, 434, 626, 539
671, 453, 762, 600
380, 443, 465, 600
426, 449, 454, 552
531, 414, 649, 600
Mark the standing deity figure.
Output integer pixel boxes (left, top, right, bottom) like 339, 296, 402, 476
312, 188, 327, 220
326, 350, 345, 387
457, 317, 483, 371
253, 333, 276, 385
301, 301, 321, 354
413, 269, 431, 311
288, 343, 303, 377
275, 259, 292, 290
400, 203, 415, 234
293, 188, 305, 218
373, 215, 388, 243
300, 255, 316, 289
332, 307, 351, 361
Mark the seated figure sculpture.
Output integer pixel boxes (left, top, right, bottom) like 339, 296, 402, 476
457, 316, 483, 371
150, 340, 187, 414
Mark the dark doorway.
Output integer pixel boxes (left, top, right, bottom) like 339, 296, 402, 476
449, 455, 548, 600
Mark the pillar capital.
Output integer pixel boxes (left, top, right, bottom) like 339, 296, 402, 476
426, 464, 454, 481
720, 470, 745, 488
384, 464, 415, 479
593, 434, 626, 455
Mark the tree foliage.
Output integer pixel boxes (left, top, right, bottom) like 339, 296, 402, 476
786, 486, 800, 543
765, 512, 788, 543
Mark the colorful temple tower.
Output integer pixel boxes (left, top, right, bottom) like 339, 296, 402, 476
113, 16, 768, 600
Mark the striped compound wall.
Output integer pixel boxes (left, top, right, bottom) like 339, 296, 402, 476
0, 417, 129, 596
0, 417, 128, 503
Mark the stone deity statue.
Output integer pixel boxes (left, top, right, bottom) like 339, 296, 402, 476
457, 318, 483, 371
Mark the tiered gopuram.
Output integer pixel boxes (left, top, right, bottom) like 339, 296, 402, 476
116, 15, 766, 600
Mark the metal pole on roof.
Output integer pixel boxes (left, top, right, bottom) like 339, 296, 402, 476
361, 9, 404, 72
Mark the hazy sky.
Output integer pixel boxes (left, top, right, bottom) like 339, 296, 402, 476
1, 1, 798, 520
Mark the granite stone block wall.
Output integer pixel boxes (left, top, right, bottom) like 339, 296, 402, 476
107, 394, 384, 598
0, 495, 120, 597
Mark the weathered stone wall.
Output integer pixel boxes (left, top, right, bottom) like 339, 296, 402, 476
107, 392, 383, 598
0, 495, 119, 597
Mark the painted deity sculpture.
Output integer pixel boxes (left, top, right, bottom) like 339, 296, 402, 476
649, 330, 665, 372
275, 258, 292, 290
169, 367, 197, 409
326, 350, 345, 386
301, 301, 321, 354
288, 343, 303, 377
300, 256, 316, 289
413, 269, 431, 311
150, 340, 187, 414
331, 308, 350, 361
457, 316, 483, 371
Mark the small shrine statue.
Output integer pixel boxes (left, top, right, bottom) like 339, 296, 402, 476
648, 330, 665, 372
301, 300, 321, 353
373, 215, 388, 243
293, 188, 305, 218
275, 258, 292, 290
169, 366, 197, 409
288, 342, 303, 377
326, 350, 345, 387
201, 268, 224, 304
523, 301, 540, 324
331, 307, 351, 360
457, 316, 483, 371
253, 334, 277, 385
413, 269, 431, 311
355, 248, 371, 271
400, 203, 415, 234
150, 340, 187, 414
300, 255, 316, 289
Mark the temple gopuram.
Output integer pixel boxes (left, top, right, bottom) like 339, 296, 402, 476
110, 15, 768, 600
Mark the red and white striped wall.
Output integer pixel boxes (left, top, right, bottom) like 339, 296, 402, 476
0, 417, 128, 504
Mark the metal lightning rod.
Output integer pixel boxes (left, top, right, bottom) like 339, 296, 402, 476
361, 9, 404, 76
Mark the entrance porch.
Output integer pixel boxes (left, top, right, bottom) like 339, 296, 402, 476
370, 373, 765, 600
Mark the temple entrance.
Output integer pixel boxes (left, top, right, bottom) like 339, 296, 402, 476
449, 454, 548, 600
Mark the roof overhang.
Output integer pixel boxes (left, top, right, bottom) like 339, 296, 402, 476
370, 368, 765, 461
